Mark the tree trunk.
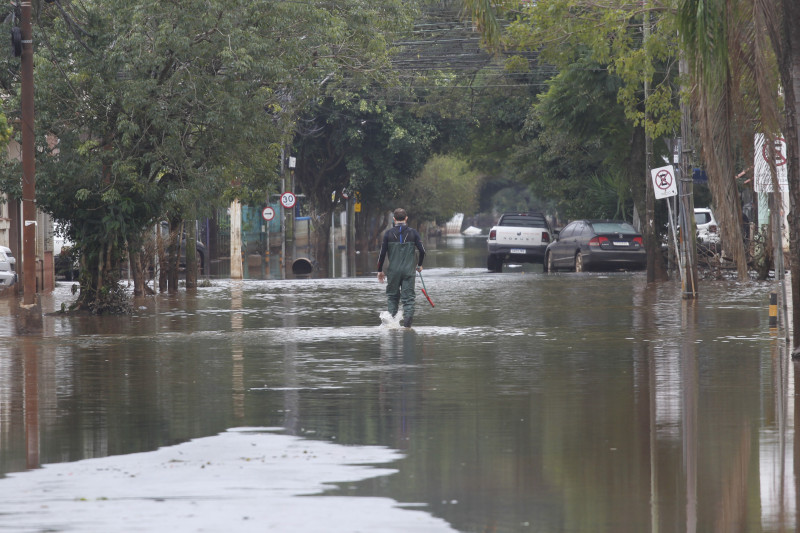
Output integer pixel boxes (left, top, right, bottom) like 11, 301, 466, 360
628, 125, 668, 282
186, 220, 197, 290
694, 67, 749, 281
781, 0, 800, 347
131, 248, 145, 297
167, 220, 181, 293
157, 226, 167, 293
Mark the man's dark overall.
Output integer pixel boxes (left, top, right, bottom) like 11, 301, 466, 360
385, 226, 418, 322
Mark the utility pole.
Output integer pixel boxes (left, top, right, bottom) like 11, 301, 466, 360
678, 55, 698, 299
643, 8, 657, 283
20, 0, 37, 308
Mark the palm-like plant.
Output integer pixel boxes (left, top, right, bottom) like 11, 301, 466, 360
677, 0, 783, 282
679, 0, 800, 345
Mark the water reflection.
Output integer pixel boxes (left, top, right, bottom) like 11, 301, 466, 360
0, 241, 796, 532
683, 299, 699, 533
232, 282, 244, 420
23, 337, 39, 470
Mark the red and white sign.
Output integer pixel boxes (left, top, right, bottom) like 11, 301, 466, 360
754, 134, 788, 192
280, 192, 296, 209
261, 206, 275, 221
650, 165, 677, 199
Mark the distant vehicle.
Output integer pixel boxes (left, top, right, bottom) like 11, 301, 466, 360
462, 226, 482, 236
0, 250, 16, 287
544, 220, 646, 272
694, 207, 720, 253
0, 245, 14, 271
486, 212, 553, 272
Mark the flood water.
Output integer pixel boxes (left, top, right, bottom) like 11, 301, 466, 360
0, 236, 795, 532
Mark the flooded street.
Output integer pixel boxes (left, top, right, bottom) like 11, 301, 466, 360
0, 237, 794, 532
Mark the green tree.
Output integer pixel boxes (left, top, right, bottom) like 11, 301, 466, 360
0, 0, 413, 310
293, 92, 437, 275
462, 0, 681, 280
401, 154, 481, 225
510, 56, 638, 222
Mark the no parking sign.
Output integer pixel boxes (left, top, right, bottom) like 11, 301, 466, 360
651, 165, 677, 200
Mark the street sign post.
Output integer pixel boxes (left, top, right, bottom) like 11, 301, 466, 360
651, 165, 677, 199
651, 164, 683, 287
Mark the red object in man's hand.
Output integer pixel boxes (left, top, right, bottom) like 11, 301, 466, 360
421, 288, 435, 308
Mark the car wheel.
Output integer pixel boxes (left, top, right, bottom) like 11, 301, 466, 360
575, 252, 584, 272
487, 254, 502, 273
545, 251, 554, 273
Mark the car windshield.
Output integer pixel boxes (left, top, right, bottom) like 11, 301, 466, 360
499, 215, 548, 228
590, 222, 638, 235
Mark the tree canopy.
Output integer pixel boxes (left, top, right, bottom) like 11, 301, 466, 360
0, 0, 419, 310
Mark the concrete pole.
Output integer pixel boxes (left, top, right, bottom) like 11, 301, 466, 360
20, 0, 36, 306
643, 9, 657, 283
347, 198, 356, 276
330, 208, 335, 278
230, 200, 243, 279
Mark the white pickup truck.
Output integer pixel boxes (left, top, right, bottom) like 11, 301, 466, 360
486, 212, 553, 272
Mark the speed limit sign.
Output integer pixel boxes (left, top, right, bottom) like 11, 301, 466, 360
280, 192, 296, 209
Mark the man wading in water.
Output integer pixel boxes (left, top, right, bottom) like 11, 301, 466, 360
376, 208, 426, 328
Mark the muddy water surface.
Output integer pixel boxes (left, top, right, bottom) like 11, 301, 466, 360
0, 237, 793, 532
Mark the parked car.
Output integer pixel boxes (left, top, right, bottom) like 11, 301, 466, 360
0, 250, 16, 287
0, 245, 15, 271
544, 219, 646, 272
694, 207, 720, 253
486, 212, 553, 272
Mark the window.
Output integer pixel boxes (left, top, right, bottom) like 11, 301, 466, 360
590, 222, 638, 234
499, 214, 548, 228
694, 212, 711, 225
559, 222, 577, 238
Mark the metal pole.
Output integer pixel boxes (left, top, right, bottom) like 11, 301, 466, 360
771, 192, 791, 342
331, 208, 335, 278
290, 170, 296, 266
266, 214, 270, 278
20, 0, 36, 306
667, 198, 685, 286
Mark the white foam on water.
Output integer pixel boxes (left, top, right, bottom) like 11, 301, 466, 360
0, 427, 456, 532
379, 310, 404, 329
